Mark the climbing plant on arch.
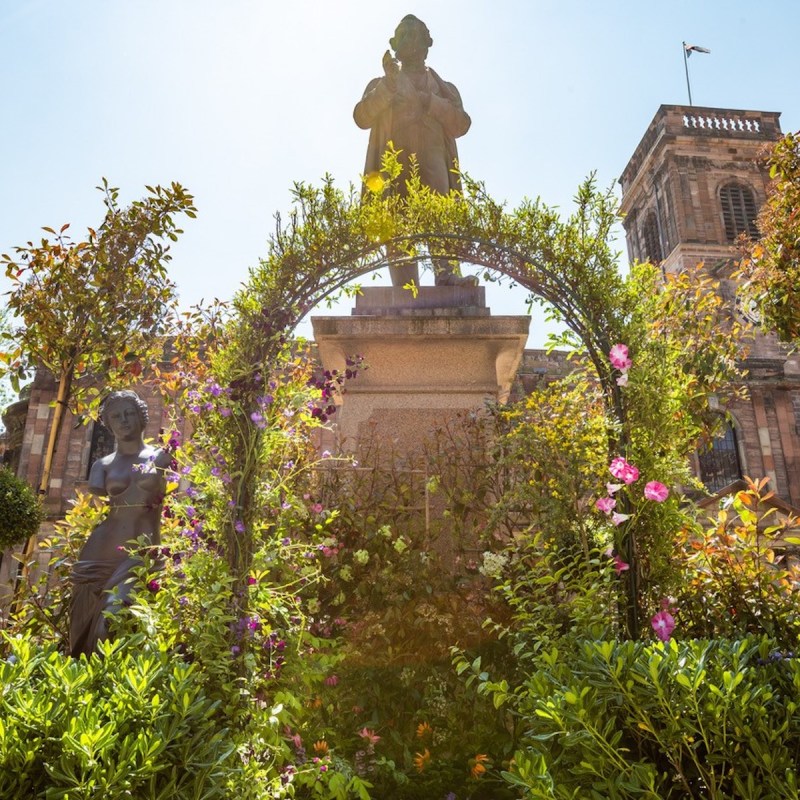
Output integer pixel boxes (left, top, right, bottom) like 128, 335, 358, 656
175, 156, 745, 638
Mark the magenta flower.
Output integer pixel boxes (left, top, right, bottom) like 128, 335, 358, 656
311, 503, 324, 514
612, 554, 630, 574
147, 579, 160, 592
324, 675, 339, 687
247, 576, 258, 586
644, 481, 669, 502
609, 343, 633, 371
651, 610, 676, 641
595, 496, 616, 514
611, 512, 630, 527
609, 457, 640, 485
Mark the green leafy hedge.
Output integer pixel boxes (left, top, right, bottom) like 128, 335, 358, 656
0, 466, 42, 550
504, 638, 800, 799
0, 632, 238, 799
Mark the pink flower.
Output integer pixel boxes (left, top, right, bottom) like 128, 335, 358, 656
147, 579, 160, 592
324, 675, 339, 687
311, 503, 324, 514
609, 343, 633, 371
606, 482, 623, 495
609, 457, 640, 485
651, 610, 676, 642
616, 372, 629, 387
611, 512, 630, 527
595, 496, 616, 514
247, 576, 258, 586
358, 727, 381, 745
612, 554, 630, 574
644, 481, 669, 503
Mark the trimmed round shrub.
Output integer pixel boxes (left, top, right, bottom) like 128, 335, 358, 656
0, 466, 43, 550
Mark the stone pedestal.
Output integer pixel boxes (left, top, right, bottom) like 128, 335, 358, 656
311, 287, 530, 457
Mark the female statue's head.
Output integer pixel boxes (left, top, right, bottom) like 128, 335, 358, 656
100, 390, 149, 436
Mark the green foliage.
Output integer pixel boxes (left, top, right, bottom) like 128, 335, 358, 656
0, 306, 16, 414
451, 476, 800, 799
0, 632, 238, 799
3, 159, 772, 799
0, 466, 43, 550
487, 540, 618, 670
674, 477, 800, 649
164, 163, 744, 637
493, 377, 609, 559
739, 130, 800, 343
286, 416, 519, 798
495, 637, 800, 800
0, 179, 195, 409
10, 492, 105, 639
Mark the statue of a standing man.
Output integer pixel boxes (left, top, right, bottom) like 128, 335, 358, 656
354, 15, 474, 287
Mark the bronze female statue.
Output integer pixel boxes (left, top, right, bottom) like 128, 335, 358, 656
70, 390, 170, 657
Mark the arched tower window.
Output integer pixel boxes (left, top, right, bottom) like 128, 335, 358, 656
642, 211, 663, 263
720, 183, 758, 242
697, 418, 743, 493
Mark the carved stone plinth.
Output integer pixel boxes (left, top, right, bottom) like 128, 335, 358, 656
312, 287, 529, 457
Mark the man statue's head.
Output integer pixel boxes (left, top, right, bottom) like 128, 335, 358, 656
390, 15, 433, 67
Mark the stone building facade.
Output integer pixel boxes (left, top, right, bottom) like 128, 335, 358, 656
619, 104, 800, 506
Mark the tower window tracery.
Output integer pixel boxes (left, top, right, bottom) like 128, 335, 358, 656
697, 417, 743, 493
720, 182, 759, 242
642, 210, 663, 263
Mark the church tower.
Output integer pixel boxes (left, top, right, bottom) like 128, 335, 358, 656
619, 104, 800, 506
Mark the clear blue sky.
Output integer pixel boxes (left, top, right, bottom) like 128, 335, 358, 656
2, 1, 798, 346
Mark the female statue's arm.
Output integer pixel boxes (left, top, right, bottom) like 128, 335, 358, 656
152, 447, 174, 471
87, 458, 108, 496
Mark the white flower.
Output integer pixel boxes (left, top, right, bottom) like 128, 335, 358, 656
478, 551, 509, 579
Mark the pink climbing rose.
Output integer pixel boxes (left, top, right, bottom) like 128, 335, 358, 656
609, 344, 632, 371
651, 610, 676, 642
644, 481, 669, 502
612, 554, 630, 574
595, 496, 616, 514
609, 457, 640, 485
